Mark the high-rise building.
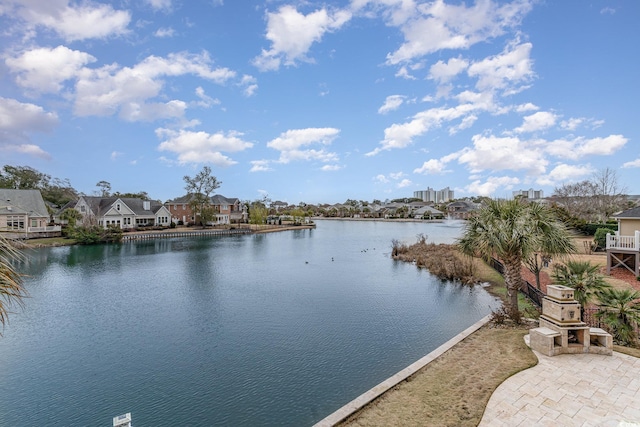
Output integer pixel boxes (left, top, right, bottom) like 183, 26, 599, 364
414, 187, 454, 203
512, 188, 544, 199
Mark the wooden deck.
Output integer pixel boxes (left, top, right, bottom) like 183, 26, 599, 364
606, 231, 640, 276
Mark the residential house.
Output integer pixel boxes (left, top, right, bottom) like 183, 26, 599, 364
0, 189, 61, 239
165, 194, 195, 225
166, 194, 246, 225
75, 196, 171, 229
447, 200, 479, 219
271, 200, 289, 212
606, 206, 640, 276
412, 206, 445, 220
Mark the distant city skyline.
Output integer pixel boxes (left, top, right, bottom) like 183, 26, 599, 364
1, 1, 638, 204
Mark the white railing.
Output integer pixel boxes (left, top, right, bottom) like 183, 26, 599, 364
606, 230, 640, 251
28, 225, 62, 233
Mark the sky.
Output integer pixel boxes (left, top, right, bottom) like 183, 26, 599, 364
0, 0, 638, 205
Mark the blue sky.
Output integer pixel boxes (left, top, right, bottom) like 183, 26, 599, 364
1, 0, 638, 204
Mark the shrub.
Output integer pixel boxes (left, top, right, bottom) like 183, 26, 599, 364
581, 223, 617, 236
593, 228, 613, 250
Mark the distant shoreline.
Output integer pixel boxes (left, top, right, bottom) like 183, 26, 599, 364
312, 217, 448, 223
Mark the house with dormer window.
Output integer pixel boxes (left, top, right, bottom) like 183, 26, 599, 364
74, 196, 171, 229
0, 189, 61, 239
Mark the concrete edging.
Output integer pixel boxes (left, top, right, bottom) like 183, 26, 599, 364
313, 314, 492, 426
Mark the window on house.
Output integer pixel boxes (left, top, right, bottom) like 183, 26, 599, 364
80, 205, 86, 212
31, 219, 38, 227
7, 216, 25, 230
116, 204, 121, 211
182, 204, 186, 210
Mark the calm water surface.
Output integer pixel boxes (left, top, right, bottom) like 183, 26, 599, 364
0, 219, 499, 426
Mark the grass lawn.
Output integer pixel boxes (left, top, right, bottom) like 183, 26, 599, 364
337, 253, 638, 427
23, 236, 76, 247
339, 324, 537, 427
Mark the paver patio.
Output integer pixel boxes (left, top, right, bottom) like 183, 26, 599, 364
479, 339, 640, 427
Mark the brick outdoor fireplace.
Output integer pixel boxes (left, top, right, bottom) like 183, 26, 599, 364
529, 285, 612, 356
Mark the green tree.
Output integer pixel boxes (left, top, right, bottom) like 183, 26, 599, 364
0, 166, 78, 207
596, 288, 640, 347
0, 235, 28, 331
0, 165, 49, 189
248, 199, 268, 225
183, 166, 221, 226
458, 199, 576, 319
95, 180, 112, 197
59, 208, 83, 227
551, 260, 612, 319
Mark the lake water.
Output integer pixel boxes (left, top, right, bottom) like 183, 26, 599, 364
0, 219, 499, 426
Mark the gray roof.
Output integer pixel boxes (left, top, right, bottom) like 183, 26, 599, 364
0, 189, 49, 217
414, 206, 445, 215
167, 194, 238, 205
613, 207, 640, 219
81, 196, 164, 216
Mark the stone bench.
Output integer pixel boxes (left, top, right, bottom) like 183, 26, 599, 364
529, 327, 561, 356
588, 327, 613, 355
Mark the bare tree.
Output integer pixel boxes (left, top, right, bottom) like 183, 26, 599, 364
183, 166, 221, 226
591, 167, 627, 222
553, 168, 627, 223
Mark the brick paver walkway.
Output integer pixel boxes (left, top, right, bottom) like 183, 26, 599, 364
479, 341, 640, 426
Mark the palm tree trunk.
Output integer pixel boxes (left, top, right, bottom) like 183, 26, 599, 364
503, 257, 523, 316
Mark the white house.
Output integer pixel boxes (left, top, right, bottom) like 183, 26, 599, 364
0, 189, 61, 239
74, 196, 171, 229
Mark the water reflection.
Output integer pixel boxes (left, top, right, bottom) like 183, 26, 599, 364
0, 219, 499, 427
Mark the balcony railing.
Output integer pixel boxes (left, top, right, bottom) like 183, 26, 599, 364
606, 230, 640, 251
28, 225, 62, 233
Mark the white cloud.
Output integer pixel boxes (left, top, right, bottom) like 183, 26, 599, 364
0, 96, 58, 139
622, 158, 640, 168
465, 175, 520, 197
321, 164, 342, 171
24, 2, 131, 41
253, 5, 352, 71
9, 143, 51, 159
389, 171, 405, 180
367, 103, 477, 155
74, 51, 235, 121
515, 103, 538, 113
467, 41, 535, 95
514, 111, 557, 133
458, 134, 547, 175
374, 174, 389, 184
414, 158, 448, 175
560, 117, 584, 131
250, 160, 273, 172
397, 178, 412, 188
156, 128, 253, 166
384, 0, 532, 64
378, 95, 405, 114
544, 135, 628, 160
536, 163, 594, 186
145, 0, 172, 11
154, 27, 175, 38
5, 45, 96, 93
395, 66, 416, 80
267, 127, 340, 164
239, 74, 258, 97
193, 87, 220, 108
428, 56, 468, 83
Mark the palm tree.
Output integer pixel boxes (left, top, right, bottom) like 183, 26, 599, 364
458, 199, 576, 318
596, 288, 640, 347
0, 235, 28, 331
551, 260, 611, 319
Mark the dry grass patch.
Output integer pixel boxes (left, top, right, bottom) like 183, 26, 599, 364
339, 324, 537, 427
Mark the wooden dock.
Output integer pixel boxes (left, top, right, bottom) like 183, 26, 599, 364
121, 228, 252, 241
